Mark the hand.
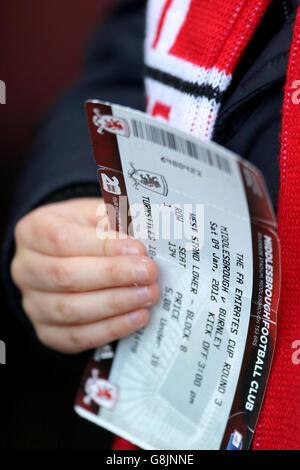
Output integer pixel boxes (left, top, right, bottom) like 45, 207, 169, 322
11, 198, 159, 354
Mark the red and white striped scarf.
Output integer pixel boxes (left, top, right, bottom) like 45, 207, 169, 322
145, 0, 272, 139
112, 0, 300, 450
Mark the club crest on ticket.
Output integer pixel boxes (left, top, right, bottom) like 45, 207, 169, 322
129, 163, 168, 196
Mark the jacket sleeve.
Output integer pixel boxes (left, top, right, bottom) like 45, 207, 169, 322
2, 0, 146, 336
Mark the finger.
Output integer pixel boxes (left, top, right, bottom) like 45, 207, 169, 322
35, 308, 150, 354
16, 250, 158, 292
47, 197, 102, 226
24, 284, 160, 326
16, 211, 146, 257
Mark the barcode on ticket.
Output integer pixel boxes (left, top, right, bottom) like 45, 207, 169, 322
131, 119, 232, 175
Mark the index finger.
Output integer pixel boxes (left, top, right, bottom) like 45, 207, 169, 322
15, 212, 146, 257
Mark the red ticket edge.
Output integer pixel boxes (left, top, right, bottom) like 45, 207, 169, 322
220, 222, 280, 450
75, 102, 132, 415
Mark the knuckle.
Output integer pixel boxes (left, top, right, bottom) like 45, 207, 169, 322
51, 261, 73, 289
102, 237, 111, 257
68, 328, 93, 353
56, 300, 77, 323
105, 260, 120, 285
48, 225, 70, 255
108, 291, 124, 315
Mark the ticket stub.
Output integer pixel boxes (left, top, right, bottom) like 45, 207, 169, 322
75, 101, 281, 450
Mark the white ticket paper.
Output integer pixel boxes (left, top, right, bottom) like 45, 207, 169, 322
75, 101, 281, 450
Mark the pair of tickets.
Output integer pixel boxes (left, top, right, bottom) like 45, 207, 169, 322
75, 101, 280, 450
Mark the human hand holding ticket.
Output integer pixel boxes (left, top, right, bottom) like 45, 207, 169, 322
11, 197, 159, 353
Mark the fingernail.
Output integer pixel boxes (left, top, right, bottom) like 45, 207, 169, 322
126, 310, 147, 329
122, 243, 142, 255
136, 287, 152, 306
133, 260, 149, 284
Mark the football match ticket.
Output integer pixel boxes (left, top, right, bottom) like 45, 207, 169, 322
75, 101, 281, 450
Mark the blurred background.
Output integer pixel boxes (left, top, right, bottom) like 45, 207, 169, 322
0, 0, 119, 449
0, 0, 118, 228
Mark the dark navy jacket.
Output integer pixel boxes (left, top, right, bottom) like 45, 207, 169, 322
2, 0, 298, 338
